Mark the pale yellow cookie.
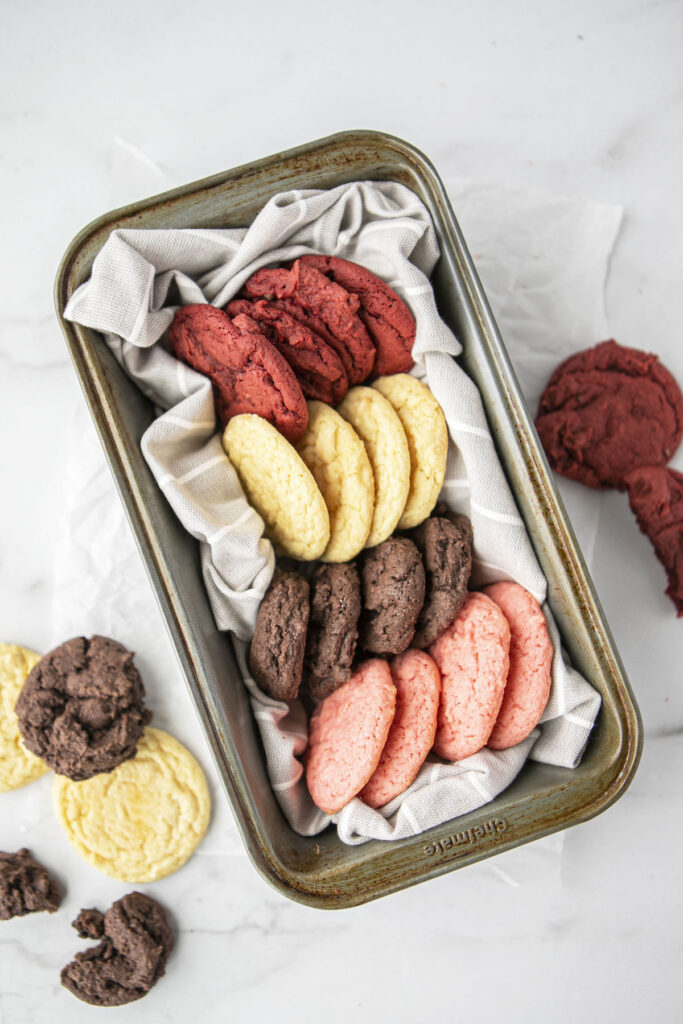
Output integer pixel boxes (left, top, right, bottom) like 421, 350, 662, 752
53, 727, 210, 883
0, 643, 47, 792
222, 413, 330, 561
296, 401, 375, 562
372, 374, 448, 529
336, 386, 411, 548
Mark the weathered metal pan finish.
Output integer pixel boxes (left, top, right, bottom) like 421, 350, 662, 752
54, 131, 642, 908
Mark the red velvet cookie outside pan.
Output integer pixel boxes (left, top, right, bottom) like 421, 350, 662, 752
299, 254, 415, 376
167, 304, 308, 442
227, 298, 349, 405
536, 339, 683, 489
242, 261, 376, 384
625, 465, 683, 616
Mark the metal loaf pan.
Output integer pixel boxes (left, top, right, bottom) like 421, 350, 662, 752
54, 130, 642, 908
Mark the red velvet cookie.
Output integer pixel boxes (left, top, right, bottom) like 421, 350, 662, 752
536, 340, 683, 489
227, 298, 349, 405
167, 304, 308, 442
300, 254, 415, 376
242, 261, 376, 384
625, 465, 683, 616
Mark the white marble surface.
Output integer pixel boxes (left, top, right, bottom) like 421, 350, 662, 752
1, 1, 682, 1021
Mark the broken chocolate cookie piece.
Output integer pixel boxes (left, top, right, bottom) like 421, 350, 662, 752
61, 891, 174, 1007
0, 848, 61, 921
15, 635, 151, 781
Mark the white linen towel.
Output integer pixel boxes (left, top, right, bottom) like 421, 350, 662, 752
64, 180, 601, 844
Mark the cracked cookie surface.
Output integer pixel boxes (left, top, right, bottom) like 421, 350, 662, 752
0, 643, 47, 791
53, 727, 210, 882
223, 413, 330, 561
16, 635, 150, 781
0, 849, 60, 920
536, 339, 683, 489
249, 570, 310, 700
359, 537, 426, 655
61, 891, 173, 1006
296, 401, 375, 562
372, 374, 448, 529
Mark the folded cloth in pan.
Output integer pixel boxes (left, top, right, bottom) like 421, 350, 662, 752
64, 180, 601, 844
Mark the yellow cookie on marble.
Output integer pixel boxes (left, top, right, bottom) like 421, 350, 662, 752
222, 413, 330, 561
372, 374, 448, 529
296, 401, 375, 562
53, 727, 210, 883
0, 643, 48, 792
336, 386, 411, 548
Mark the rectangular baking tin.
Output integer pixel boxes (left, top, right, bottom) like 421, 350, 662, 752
55, 131, 642, 909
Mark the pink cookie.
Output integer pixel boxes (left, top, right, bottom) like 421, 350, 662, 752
429, 592, 510, 761
305, 659, 395, 815
483, 582, 553, 749
360, 649, 441, 809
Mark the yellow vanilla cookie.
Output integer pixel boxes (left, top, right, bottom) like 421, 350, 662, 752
222, 414, 330, 561
0, 643, 47, 792
336, 386, 411, 548
53, 727, 210, 883
296, 401, 375, 562
373, 374, 448, 529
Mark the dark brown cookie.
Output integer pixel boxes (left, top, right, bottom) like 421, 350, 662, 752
15, 635, 151, 782
300, 254, 415, 376
359, 537, 426, 656
242, 261, 376, 384
0, 849, 60, 921
227, 299, 349, 405
61, 892, 174, 1007
304, 564, 361, 700
409, 512, 473, 648
249, 570, 310, 700
168, 303, 308, 442
625, 465, 683, 616
536, 339, 683, 489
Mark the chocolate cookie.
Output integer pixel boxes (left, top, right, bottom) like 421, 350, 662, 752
0, 849, 60, 921
242, 261, 376, 384
300, 254, 415, 376
625, 465, 683, 615
168, 303, 308, 442
249, 570, 310, 700
359, 537, 426, 655
536, 339, 683, 489
15, 635, 151, 781
304, 564, 361, 700
61, 892, 174, 1007
227, 299, 349, 405
409, 511, 473, 648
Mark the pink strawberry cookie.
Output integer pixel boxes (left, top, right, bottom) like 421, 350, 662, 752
429, 592, 510, 761
305, 659, 395, 815
360, 649, 441, 809
482, 582, 553, 749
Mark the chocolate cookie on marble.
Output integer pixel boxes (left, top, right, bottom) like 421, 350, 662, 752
15, 635, 151, 781
304, 563, 361, 700
0, 849, 61, 921
359, 537, 426, 656
249, 570, 310, 700
409, 511, 473, 648
61, 892, 174, 1007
